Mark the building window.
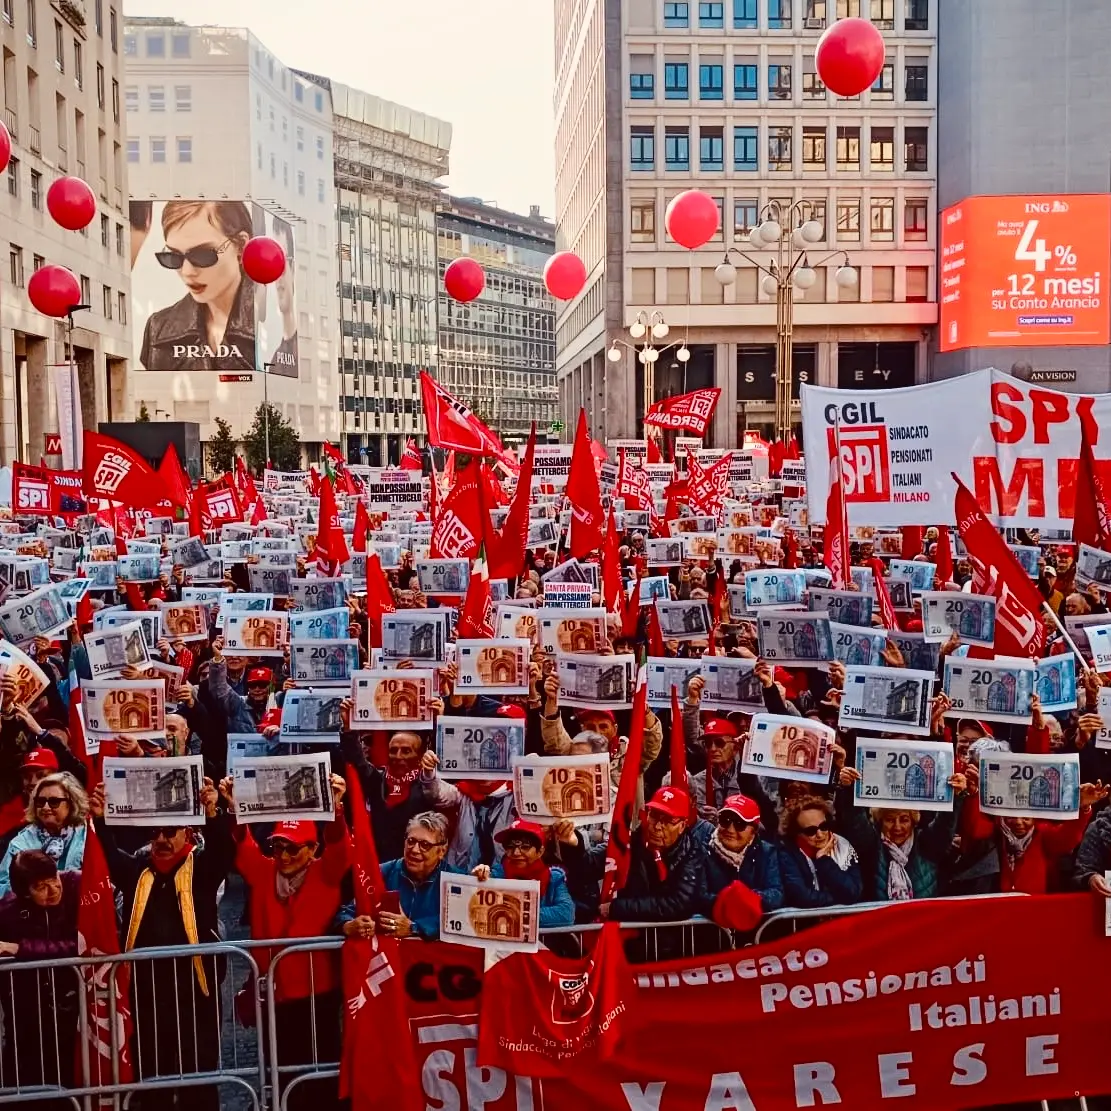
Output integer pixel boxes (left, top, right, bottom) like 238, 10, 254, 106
768, 63, 792, 100
630, 72, 655, 99
733, 0, 756, 28
804, 0, 827, 27
316, 136, 325, 159
804, 198, 827, 232
145, 33, 164, 57
317, 179, 325, 203
257, 143, 262, 170
768, 0, 792, 28
125, 35, 137, 57
54, 21, 64, 70
79, 275, 90, 304
630, 125, 655, 170
871, 63, 894, 99
872, 266, 895, 302
269, 153, 275, 177
111, 79, 119, 121
175, 85, 191, 111
26, 0, 35, 44
768, 125, 792, 170
5, 157, 17, 197
148, 86, 165, 112
871, 0, 895, 27
124, 85, 137, 112
176, 137, 192, 163
126, 138, 139, 162
109, 6, 116, 50
631, 199, 656, 243
3, 0, 12, 26
836, 125, 860, 169
116, 222, 124, 255
905, 126, 928, 171
870, 198, 894, 241
95, 63, 104, 108
297, 170, 305, 196
905, 0, 928, 30
102, 284, 112, 317
699, 64, 723, 100
905, 63, 928, 101
802, 126, 826, 166
734, 64, 757, 100
836, 0, 859, 14
698, 1, 724, 27
664, 2, 689, 28
296, 125, 305, 150
150, 137, 166, 163
733, 125, 758, 171
9, 246, 23, 288
906, 266, 929, 302
803, 64, 826, 98
700, 127, 724, 170
118, 290, 127, 322
665, 126, 690, 170
30, 169, 42, 209
294, 83, 304, 103
73, 40, 82, 88
870, 125, 894, 168
904, 197, 928, 241
32, 254, 43, 273
734, 198, 757, 235
171, 31, 190, 57
836, 200, 860, 240
664, 62, 688, 99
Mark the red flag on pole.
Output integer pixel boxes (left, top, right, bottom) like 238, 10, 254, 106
646, 436, 662, 464
567, 409, 604, 558
669, 685, 686, 794
419, 371, 505, 457
900, 526, 924, 560
601, 506, 623, 615
83, 431, 179, 508
430, 458, 487, 560
315, 473, 350, 575
400, 438, 423, 471
823, 447, 850, 589
643, 388, 721, 436
157, 442, 192, 511
456, 549, 495, 639
488, 424, 535, 580
364, 552, 395, 651
1073, 421, 1111, 551
352, 498, 370, 554
868, 557, 898, 631
934, 525, 954, 585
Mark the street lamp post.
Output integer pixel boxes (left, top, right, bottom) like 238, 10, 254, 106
262, 361, 277, 467
714, 200, 858, 442
63, 303, 90, 470
606, 310, 690, 431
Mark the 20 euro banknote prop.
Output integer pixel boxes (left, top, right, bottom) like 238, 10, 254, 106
700, 656, 763, 711
223, 612, 290, 657
289, 608, 350, 642
290, 578, 348, 613
351, 669, 435, 726
83, 679, 166, 739
757, 612, 833, 668
160, 603, 209, 643
117, 555, 161, 583
830, 623, 888, 668
978, 752, 1081, 820
0, 640, 48, 707
838, 665, 935, 736
854, 738, 955, 811
456, 638, 530, 695
511, 753, 613, 826
439, 872, 540, 953
102, 755, 204, 826
1074, 543, 1111, 589
436, 716, 527, 779
1009, 544, 1041, 578
0, 583, 72, 644
655, 600, 711, 642
920, 591, 997, 648
942, 657, 1035, 724
279, 690, 345, 743
744, 569, 807, 609
888, 632, 940, 672
646, 657, 703, 708
1035, 654, 1078, 715
232, 752, 334, 824
380, 612, 450, 664
170, 537, 211, 569
291, 640, 360, 687
538, 609, 608, 656
85, 622, 152, 679
79, 561, 118, 589
417, 558, 470, 595
808, 588, 873, 628
888, 559, 937, 593
249, 565, 292, 597
556, 653, 636, 709
742, 714, 836, 784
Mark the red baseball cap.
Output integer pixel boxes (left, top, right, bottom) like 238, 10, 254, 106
496, 703, 527, 720
720, 794, 761, 824
702, 716, 738, 739
268, 821, 318, 846
247, 666, 273, 685
576, 708, 616, 724
646, 786, 691, 820
21, 748, 58, 772
494, 819, 545, 846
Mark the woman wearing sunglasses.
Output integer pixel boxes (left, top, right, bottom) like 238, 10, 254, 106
0, 773, 87, 896
471, 819, 575, 928
139, 200, 257, 372
778, 795, 862, 908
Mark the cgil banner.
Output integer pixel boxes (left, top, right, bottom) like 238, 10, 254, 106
802, 367, 1111, 528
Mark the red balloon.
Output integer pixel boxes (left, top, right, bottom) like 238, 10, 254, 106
815, 17, 886, 97
242, 236, 287, 285
28, 264, 82, 318
0, 120, 11, 176
46, 176, 96, 231
444, 257, 485, 303
664, 190, 720, 250
543, 252, 587, 301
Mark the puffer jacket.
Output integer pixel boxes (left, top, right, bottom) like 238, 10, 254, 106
693, 819, 784, 917
778, 838, 864, 908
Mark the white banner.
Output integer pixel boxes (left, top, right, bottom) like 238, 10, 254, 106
49, 363, 82, 471
801, 368, 1111, 529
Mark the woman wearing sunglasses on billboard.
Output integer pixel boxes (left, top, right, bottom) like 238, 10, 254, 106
138, 199, 257, 372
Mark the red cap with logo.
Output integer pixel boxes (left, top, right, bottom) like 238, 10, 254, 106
21, 748, 59, 772
702, 716, 738, 739
247, 666, 273, 685
268, 821, 318, 846
496, 703, 527, 720
646, 786, 692, 820
720, 794, 761, 824
494, 819, 546, 846
576, 708, 616, 725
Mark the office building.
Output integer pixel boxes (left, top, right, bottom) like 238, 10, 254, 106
436, 195, 557, 446
554, 0, 938, 445
122, 18, 339, 460
0, 0, 131, 464
299, 76, 450, 466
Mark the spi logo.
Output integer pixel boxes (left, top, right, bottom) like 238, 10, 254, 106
16, 479, 49, 511
827, 425, 890, 503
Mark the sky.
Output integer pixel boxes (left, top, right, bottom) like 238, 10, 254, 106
128, 0, 556, 218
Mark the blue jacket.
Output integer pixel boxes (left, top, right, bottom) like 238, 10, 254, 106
0, 824, 86, 896
778, 841, 863, 908
491, 861, 575, 928
692, 820, 783, 917
380, 857, 462, 940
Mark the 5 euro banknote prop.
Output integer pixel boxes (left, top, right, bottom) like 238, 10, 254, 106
742, 714, 835, 784
942, 657, 1034, 725
232, 752, 334, 824
85, 622, 152, 679
838, 665, 935, 736
350, 669, 435, 727
978, 752, 1081, 820
102, 755, 204, 826
854, 738, 956, 811
646, 657, 703, 708
439, 872, 540, 953
436, 716, 527, 779
279, 690, 345, 744
556, 653, 636, 710
512, 753, 612, 826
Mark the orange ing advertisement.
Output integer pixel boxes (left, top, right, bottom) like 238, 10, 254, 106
939, 193, 1111, 352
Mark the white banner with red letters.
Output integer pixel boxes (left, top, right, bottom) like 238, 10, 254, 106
801, 368, 1111, 529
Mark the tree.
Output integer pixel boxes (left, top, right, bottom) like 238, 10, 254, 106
207, 417, 238, 475
137, 402, 151, 422
243, 403, 301, 472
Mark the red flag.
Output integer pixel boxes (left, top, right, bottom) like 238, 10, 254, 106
197, 475, 242, 527
158, 443, 192, 511
1073, 421, 1111, 550
647, 602, 665, 657
783, 529, 799, 569
234, 454, 248, 491
241, 473, 266, 526
567, 409, 604, 558
489, 425, 535, 580
620, 575, 644, 639
823, 448, 850, 589
82, 430, 179, 508
323, 442, 344, 464
768, 439, 785, 477
400, 438, 423, 471
953, 473, 1046, 659
78, 822, 134, 1093
687, 451, 732, 517
669, 685, 686, 794
315, 471, 351, 574
646, 436, 662, 464
352, 498, 370, 554
900, 526, 924, 560
419, 371, 505, 457
430, 459, 487, 560
599, 668, 647, 909
67, 653, 95, 783
601, 506, 623, 615
616, 449, 652, 511
934, 525, 954, 585
710, 560, 728, 627
785, 435, 801, 460
364, 552, 395, 651
868, 557, 898, 631
643, 388, 721, 436
456, 551, 495, 639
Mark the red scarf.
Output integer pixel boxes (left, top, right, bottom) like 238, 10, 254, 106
455, 781, 508, 804
150, 843, 194, 874
796, 836, 818, 859
652, 849, 668, 883
384, 766, 421, 808
503, 856, 551, 898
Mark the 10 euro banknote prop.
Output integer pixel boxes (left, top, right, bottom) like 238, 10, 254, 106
512, 753, 613, 826
436, 716, 527, 779
757, 612, 833, 668
743, 714, 835, 784
838, 665, 935, 736
920, 592, 997, 648
232, 752, 334, 824
942, 657, 1034, 724
0, 640, 49, 707
978, 752, 1081, 820
456, 638, 530, 695
160, 603, 209, 643
0, 583, 72, 644
279, 690, 345, 743
439, 872, 540, 953
83, 679, 166, 742
854, 738, 955, 811
351, 669, 435, 726
556, 653, 636, 709
85, 622, 151, 679
102, 755, 204, 826
290, 640, 360, 687
538, 609, 608, 657
223, 612, 290, 657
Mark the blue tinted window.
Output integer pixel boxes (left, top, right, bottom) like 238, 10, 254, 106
630, 72, 655, 99
665, 62, 689, 99
734, 64, 757, 100
665, 128, 690, 170
733, 126, 758, 170
631, 126, 655, 170
664, 2, 689, 28
699, 2, 724, 27
699, 64, 723, 100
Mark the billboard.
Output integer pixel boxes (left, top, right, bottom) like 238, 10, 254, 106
939, 193, 1111, 353
129, 199, 298, 377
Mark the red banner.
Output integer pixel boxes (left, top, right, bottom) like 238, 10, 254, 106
644, 388, 721, 436
12, 461, 86, 517
357, 895, 1110, 1111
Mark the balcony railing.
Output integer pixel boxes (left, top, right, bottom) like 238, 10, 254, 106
28, 125, 40, 155
3, 109, 16, 141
